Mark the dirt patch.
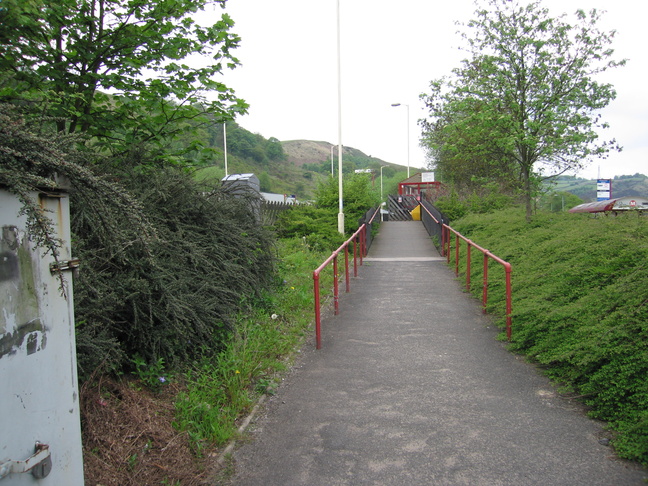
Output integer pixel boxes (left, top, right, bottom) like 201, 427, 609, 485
282, 140, 379, 167
81, 377, 218, 486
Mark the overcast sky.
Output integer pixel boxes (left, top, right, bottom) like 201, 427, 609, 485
203, 0, 647, 180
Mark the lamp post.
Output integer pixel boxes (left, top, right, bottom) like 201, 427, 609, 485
223, 122, 228, 177
336, 0, 344, 234
380, 165, 389, 222
391, 103, 410, 178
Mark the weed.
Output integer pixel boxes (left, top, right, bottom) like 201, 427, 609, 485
131, 356, 170, 392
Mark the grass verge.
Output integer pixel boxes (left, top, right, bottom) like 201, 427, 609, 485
450, 208, 648, 466
172, 237, 333, 454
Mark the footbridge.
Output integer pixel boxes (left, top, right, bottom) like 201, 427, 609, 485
228, 217, 647, 485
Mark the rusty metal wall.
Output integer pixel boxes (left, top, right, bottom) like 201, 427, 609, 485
0, 189, 84, 484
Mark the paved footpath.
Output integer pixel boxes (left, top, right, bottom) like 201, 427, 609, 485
225, 221, 647, 485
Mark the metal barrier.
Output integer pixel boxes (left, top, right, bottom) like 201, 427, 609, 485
420, 204, 513, 340
420, 200, 448, 251
313, 207, 380, 349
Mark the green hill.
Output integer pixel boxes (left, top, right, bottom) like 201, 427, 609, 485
193, 123, 404, 199
545, 174, 648, 202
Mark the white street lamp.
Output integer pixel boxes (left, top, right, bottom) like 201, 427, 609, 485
336, 0, 344, 234
223, 122, 228, 177
391, 103, 410, 178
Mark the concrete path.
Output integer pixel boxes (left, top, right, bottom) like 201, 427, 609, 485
225, 221, 647, 485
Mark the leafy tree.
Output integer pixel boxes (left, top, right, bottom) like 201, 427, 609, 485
537, 191, 583, 212
266, 137, 286, 161
258, 171, 271, 192
316, 173, 380, 234
0, 0, 247, 156
420, 0, 625, 221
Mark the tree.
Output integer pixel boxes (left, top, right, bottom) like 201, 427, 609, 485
420, 0, 624, 221
0, 0, 247, 157
316, 173, 380, 234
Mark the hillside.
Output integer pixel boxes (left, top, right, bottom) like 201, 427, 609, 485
545, 174, 648, 202
282, 140, 396, 169
194, 124, 407, 199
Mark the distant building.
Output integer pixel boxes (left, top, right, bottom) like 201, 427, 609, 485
261, 192, 298, 204
398, 172, 444, 200
221, 173, 260, 195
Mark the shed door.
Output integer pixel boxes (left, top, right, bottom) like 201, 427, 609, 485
0, 190, 84, 485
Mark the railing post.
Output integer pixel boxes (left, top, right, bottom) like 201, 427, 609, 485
344, 244, 350, 292
454, 234, 460, 276
466, 244, 472, 292
443, 225, 449, 260
505, 264, 512, 340
333, 255, 339, 315
313, 271, 322, 349
482, 253, 489, 314
353, 237, 358, 277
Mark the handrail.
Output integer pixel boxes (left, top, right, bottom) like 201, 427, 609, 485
313, 207, 380, 349
420, 203, 513, 340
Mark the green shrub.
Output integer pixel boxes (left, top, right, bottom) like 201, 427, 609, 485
434, 185, 515, 222
72, 166, 277, 378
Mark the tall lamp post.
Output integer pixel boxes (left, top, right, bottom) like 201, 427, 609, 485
336, 0, 344, 234
223, 122, 229, 177
391, 103, 410, 178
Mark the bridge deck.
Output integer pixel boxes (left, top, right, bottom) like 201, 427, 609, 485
228, 221, 646, 485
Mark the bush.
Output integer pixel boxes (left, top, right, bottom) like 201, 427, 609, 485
434, 184, 515, 222
273, 173, 380, 251
72, 165, 277, 378
274, 205, 346, 252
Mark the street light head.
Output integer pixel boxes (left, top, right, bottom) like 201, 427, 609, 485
391, 103, 401, 107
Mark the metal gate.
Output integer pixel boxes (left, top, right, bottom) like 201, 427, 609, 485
0, 183, 84, 484
387, 194, 419, 221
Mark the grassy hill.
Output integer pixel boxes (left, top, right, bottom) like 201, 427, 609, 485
193, 124, 405, 200
545, 174, 648, 202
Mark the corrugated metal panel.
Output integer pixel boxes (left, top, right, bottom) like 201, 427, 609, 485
569, 196, 648, 213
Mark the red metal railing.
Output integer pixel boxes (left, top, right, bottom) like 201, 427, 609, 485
313, 208, 380, 349
421, 204, 513, 340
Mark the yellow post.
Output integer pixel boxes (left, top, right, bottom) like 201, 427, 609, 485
411, 204, 421, 221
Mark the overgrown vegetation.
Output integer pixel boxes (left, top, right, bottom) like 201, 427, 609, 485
73, 163, 277, 379
431, 183, 517, 221
450, 208, 648, 465
0, 104, 154, 290
274, 173, 381, 249
173, 238, 332, 453
80, 233, 334, 484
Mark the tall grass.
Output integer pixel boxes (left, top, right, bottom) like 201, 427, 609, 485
451, 208, 648, 465
173, 238, 333, 453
